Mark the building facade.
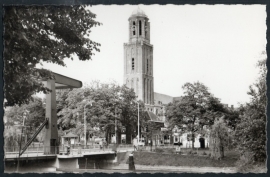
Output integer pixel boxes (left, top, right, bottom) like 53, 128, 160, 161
123, 7, 154, 105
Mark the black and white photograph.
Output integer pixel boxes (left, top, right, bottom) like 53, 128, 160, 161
2, 4, 267, 174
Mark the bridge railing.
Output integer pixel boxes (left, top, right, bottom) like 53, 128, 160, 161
5, 144, 135, 156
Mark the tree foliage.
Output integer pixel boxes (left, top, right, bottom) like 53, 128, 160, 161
144, 120, 165, 149
209, 116, 232, 160
4, 97, 46, 144
5, 97, 46, 132
56, 81, 146, 144
235, 58, 267, 163
166, 82, 225, 148
4, 6, 101, 106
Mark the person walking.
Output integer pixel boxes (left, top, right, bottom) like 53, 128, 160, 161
133, 137, 138, 151
103, 139, 107, 150
99, 140, 103, 151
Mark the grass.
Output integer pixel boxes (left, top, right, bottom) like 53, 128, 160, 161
133, 149, 239, 167
237, 162, 267, 173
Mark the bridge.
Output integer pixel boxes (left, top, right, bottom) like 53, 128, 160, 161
4, 145, 135, 172
5, 144, 135, 160
5, 72, 137, 172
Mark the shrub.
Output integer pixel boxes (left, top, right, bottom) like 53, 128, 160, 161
235, 152, 266, 173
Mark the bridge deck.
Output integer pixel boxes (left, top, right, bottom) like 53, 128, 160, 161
5, 148, 133, 161
5, 153, 57, 161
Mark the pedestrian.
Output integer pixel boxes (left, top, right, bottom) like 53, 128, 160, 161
99, 140, 103, 150
177, 141, 182, 154
102, 139, 106, 151
103, 139, 107, 149
133, 138, 138, 151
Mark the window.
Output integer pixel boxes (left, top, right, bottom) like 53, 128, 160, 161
147, 59, 149, 72
132, 58, 134, 70
145, 21, 147, 36
139, 20, 142, 35
133, 21, 136, 35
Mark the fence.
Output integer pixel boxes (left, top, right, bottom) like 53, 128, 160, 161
4, 143, 135, 156
6, 143, 199, 155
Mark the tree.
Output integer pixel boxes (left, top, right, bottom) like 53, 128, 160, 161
4, 6, 101, 106
4, 126, 21, 151
235, 58, 266, 164
56, 81, 147, 145
144, 120, 165, 151
4, 97, 46, 152
166, 82, 225, 148
209, 116, 232, 160
4, 97, 46, 141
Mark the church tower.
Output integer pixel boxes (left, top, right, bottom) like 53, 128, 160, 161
124, 7, 154, 105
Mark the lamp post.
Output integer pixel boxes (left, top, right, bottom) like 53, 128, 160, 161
137, 102, 139, 145
114, 93, 121, 145
115, 107, 117, 145
16, 110, 28, 172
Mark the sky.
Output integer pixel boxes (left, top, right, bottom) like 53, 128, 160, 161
38, 5, 266, 107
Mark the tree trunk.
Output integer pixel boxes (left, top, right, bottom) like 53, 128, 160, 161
117, 130, 121, 144
210, 136, 224, 160
192, 132, 194, 149
126, 125, 132, 144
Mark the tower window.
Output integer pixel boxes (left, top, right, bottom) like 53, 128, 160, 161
132, 58, 134, 70
145, 21, 147, 36
147, 59, 149, 72
133, 21, 136, 35
139, 20, 142, 36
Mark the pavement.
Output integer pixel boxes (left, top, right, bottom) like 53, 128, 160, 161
107, 164, 237, 173
57, 164, 237, 173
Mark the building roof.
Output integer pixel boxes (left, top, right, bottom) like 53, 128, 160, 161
154, 92, 183, 106
173, 96, 183, 102
154, 92, 174, 105
146, 111, 164, 123
62, 132, 78, 138
131, 7, 147, 17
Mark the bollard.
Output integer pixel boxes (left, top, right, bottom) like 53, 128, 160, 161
85, 158, 87, 170
128, 153, 135, 171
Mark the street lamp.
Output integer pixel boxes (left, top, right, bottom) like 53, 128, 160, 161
114, 92, 121, 145
17, 110, 29, 172
115, 107, 117, 145
136, 101, 140, 145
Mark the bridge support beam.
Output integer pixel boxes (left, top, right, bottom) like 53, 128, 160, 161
44, 80, 59, 154
43, 72, 82, 155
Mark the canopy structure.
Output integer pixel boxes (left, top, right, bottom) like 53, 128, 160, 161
61, 132, 79, 146
43, 72, 82, 154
